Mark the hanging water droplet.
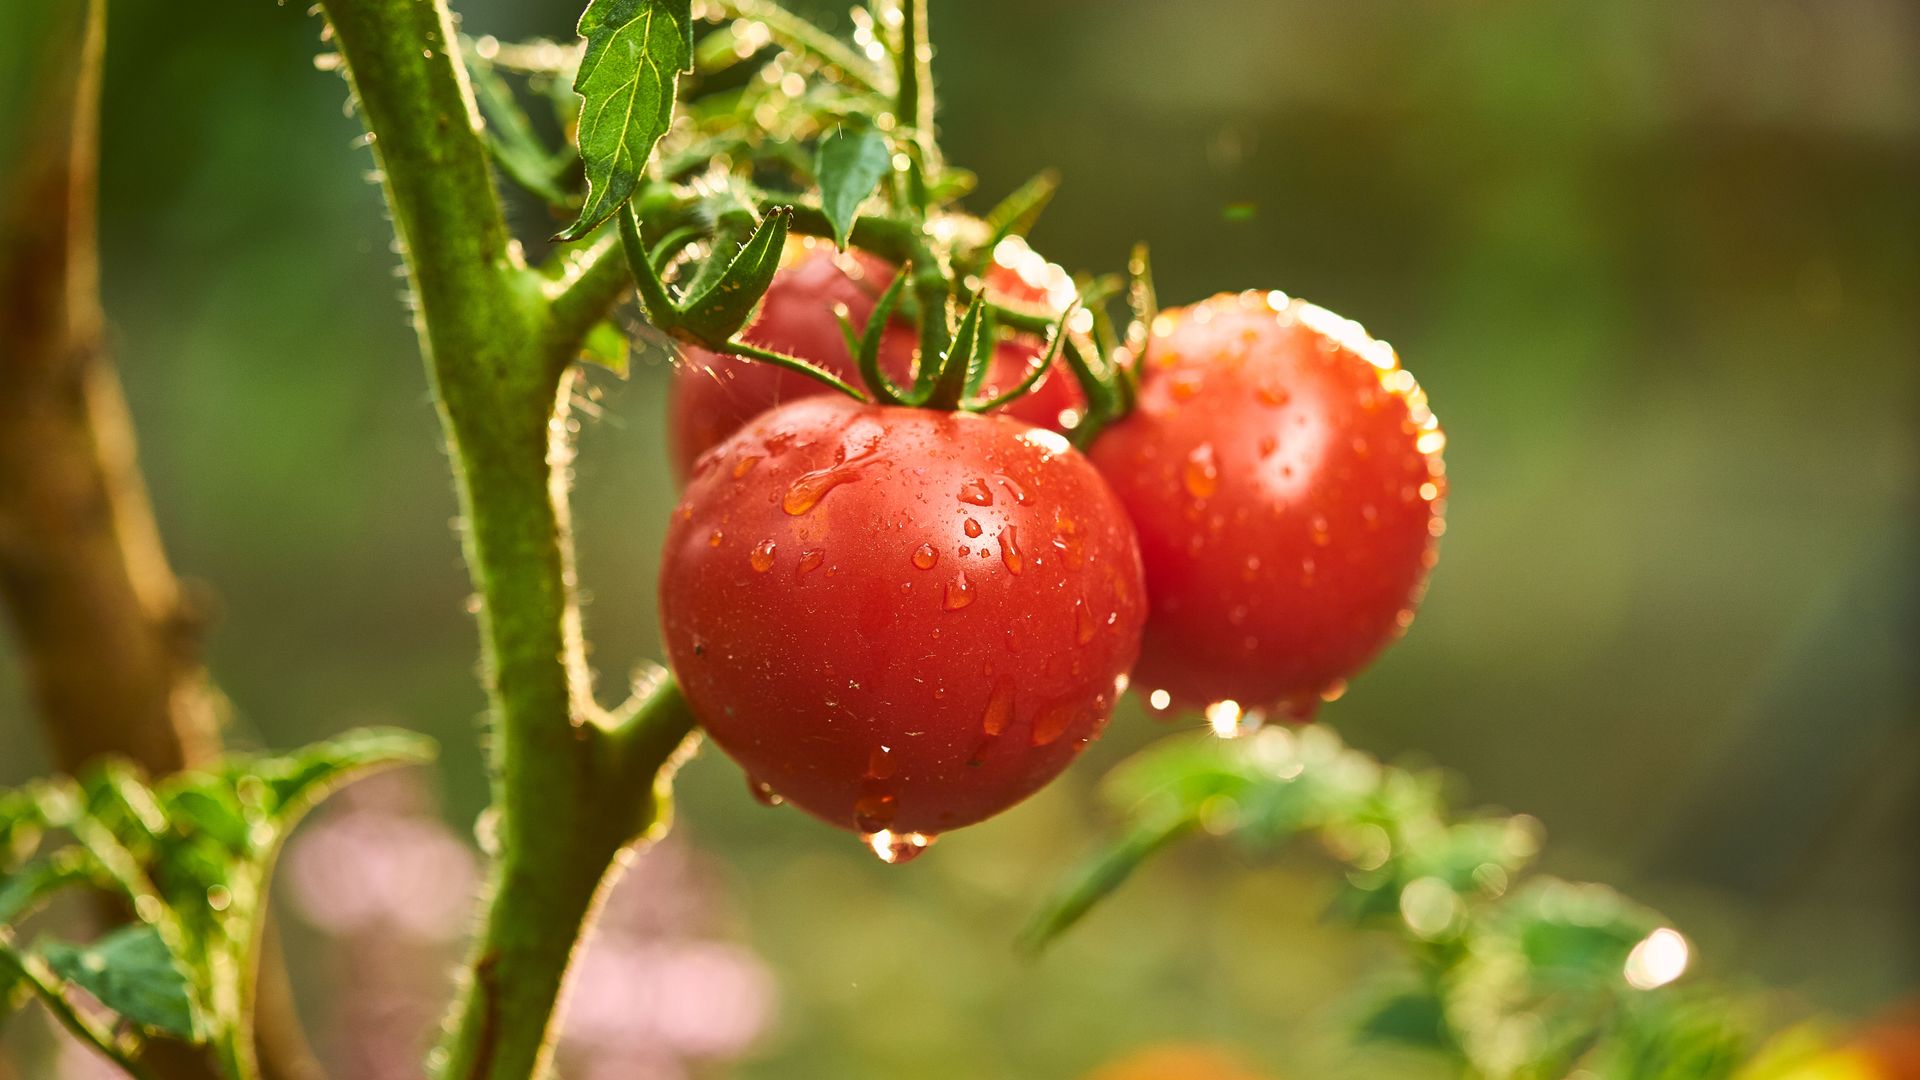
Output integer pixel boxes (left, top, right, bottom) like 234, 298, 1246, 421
864, 829, 936, 864
911, 543, 939, 570
853, 788, 898, 833
749, 539, 777, 572
1320, 679, 1348, 703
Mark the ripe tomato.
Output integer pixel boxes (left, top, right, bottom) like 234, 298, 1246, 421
660, 395, 1145, 858
667, 238, 1083, 480
1088, 291, 1445, 721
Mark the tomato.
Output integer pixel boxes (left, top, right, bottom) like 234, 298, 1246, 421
667, 238, 1084, 481
1088, 291, 1445, 722
660, 394, 1145, 858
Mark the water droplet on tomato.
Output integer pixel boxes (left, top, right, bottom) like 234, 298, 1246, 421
797, 548, 825, 575
963, 517, 982, 538
981, 680, 1015, 737
911, 543, 938, 570
732, 455, 762, 478
958, 478, 994, 506
944, 572, 975, 609
707, 529, 725, 548
784, 465, 860, 515
853, 788, 898, 833
997, 527, 1024, 575
864, 829, 936, 864
993, 474, 1032, 505
749, 539, 777, 572
1183, 443, 1219, 500
1310, 514, 1331, 547
1031, 703, 1076, 746
1075, 597, 1098, 644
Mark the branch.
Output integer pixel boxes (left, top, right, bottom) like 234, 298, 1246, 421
0, 5, 321, 1078
317, 1, 703, 1076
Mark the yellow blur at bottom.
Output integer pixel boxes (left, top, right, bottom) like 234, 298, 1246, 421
1082, 1044, 1274, 1080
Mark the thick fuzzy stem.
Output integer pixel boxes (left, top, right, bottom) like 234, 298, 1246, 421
316, 0, 699, 1075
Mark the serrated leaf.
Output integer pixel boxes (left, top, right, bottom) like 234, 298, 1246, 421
815, 126, 890, 249
559, 0, 694, 241
676, 206, 792, 347
41, 926, 201, 1038
213, 727, 436, 832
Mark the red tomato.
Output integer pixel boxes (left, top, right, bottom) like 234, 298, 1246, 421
1088, 291, 1445, 721
660, 395, 1145, 857
667, 239, 1084, 481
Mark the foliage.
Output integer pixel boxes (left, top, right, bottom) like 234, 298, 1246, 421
0, 730, 433, 1078
1024, 724, 1760, 1078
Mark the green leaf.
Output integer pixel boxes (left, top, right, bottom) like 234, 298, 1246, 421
211, 727, 436, 834
581, 320, 630, 375
1357, 989, 1453, 1051
676, 206, 792, 348
0, 849, 107, 926
559, 0, 694, 241
815, 126, 891, 249
41, 926, 201, 1038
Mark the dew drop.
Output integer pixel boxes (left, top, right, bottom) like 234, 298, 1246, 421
911, 543, 939, 570
1257, 382, 1291, 407
797, 548, 825, 575
1075, 597, 1098, 644
1031, 703, 1077, 747
997, 527, 1025, 575
1257, 433, 1279, 458
1183, 443, 1219, 500
853, 788, 898, 833
963, 517, 983, 538
958, 478, 994, 506
732, 455, 762, 479
944, 571, 976, 609
707, 529, 725, 548
864, 829, 936, 864
994, 474, 1033, 505
749, 539, 777, 572
866, 744, 898, 780
1320, 679, 1349, 703
747, 777, 783, 807
784, 466, 860, 515
981, 680, 1015, 737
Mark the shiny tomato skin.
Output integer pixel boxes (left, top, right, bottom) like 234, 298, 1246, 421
668, 241, 1082, 481
1088, 291, 1445, 716
660, 395, 1145, 836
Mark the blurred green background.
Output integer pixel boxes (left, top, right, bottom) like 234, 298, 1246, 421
3, 0, 1916, 1077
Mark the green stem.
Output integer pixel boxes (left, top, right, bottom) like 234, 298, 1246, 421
710, 0, 885, 93
316, 1, 700, 1077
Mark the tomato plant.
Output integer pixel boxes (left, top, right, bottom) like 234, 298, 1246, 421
1090, 292, 1447, 722
668, 238, 1084, 479
662, 395, 1143, 858
0, 0, 1792, 1076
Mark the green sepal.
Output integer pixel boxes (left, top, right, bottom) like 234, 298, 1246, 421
855, 266, 913, 404
676, 206, 792, 348
921, 291, 987, 410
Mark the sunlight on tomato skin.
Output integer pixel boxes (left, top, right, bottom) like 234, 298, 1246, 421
667, 239, 1083, 482
1089, 291, 1445, 716
661, 396, 1145, 837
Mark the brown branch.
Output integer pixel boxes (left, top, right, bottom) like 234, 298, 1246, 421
0, 3, 320, 1079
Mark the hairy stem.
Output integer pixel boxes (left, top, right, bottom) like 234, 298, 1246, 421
316, 0, 700, 1075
